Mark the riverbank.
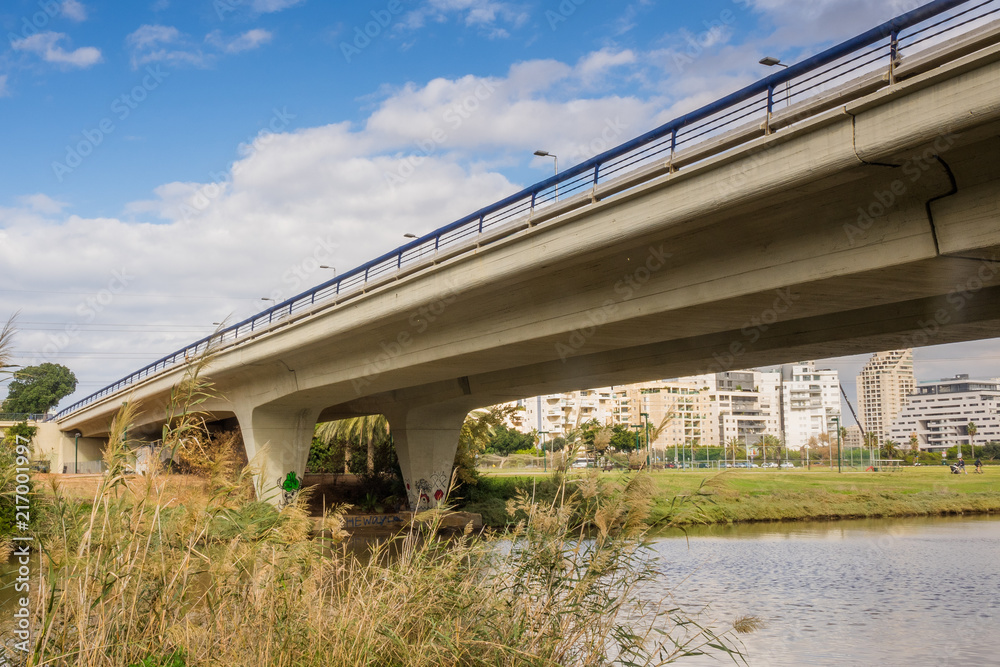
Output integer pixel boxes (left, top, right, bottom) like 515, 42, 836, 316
462, 467, 1000, 527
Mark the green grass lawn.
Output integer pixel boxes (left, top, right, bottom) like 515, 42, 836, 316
471, 466, 1000, 526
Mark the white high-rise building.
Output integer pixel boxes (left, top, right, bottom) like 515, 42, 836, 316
889, 375, 1000, 452
779, 362, 842, 450
857, 350, 915, 442
519, 388, 617, 437
511, 363, 839, 454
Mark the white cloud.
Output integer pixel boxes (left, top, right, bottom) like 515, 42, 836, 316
0, 75, 8, 98
207, 29, 274, 54
405, 0, 529, 35
17, 194, 68, 214
126, 24, 181, 51
251, 0, 306, 13
576, 48, 637, 81
127, 25, 275, 68
61, 0, 88, 21
11, 32, 102, 69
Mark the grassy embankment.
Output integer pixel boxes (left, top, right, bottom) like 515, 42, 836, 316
463, 467, 1000, 527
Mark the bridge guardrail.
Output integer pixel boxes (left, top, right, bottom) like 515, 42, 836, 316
55, 0, 1000, 421
0, 413, 47, 423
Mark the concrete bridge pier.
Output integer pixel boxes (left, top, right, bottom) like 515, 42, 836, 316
385, 403, 471, 510
235, 404, 322, 504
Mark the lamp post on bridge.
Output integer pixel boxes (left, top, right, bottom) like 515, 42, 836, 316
759, 57, 791, 108
533, 150, 559, 201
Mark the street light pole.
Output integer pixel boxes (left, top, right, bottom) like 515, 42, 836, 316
834, 416, 842, 473
533, 150, 559, 201
759, 56, 791, 107
641, 412, 650, 468
539, 430, 549, 472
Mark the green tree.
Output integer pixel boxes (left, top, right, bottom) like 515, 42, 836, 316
316, 414, 388, 474
486, 423, 535, 456
3, 421, 37, 445
3, 362, 77, 414
967, 422, 977, 458
608, 424, 637, 452
454, 405, 514, 486
881, 440, 901, 460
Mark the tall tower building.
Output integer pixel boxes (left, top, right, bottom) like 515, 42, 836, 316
857, 349, 915, 442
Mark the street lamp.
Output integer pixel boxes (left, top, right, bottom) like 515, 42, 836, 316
539, 430, 549, 472
403, 233, 417, 239
834, 416, 842, 473
629, 424, 642, 466
319, 265, 336, 272
73, 431, 82, 474
641, 412, 651, 468
759, 56, 791, 108
533, 150, 559, 201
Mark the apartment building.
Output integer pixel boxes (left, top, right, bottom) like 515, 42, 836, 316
889, 375, 1000, 452
857, 349, 915, 442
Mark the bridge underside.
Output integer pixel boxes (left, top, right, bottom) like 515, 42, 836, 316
60, 53, 1000, 507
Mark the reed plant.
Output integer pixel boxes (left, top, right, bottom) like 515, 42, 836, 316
18, 355, 752, 666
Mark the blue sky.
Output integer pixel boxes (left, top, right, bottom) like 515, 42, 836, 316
1, 0, 997, 418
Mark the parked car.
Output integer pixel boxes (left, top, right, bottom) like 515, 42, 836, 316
779, 462, 795, 469
763, 462, 778, 468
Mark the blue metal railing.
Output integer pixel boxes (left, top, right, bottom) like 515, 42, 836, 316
55, 0, 1000, 420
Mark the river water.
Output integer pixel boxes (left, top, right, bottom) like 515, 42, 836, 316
645, 515, 1000, 666
3, 515, 997, 665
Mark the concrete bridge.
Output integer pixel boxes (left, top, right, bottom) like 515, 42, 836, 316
54, 1, 1000, 506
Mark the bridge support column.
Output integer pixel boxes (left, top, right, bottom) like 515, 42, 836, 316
385, 404, 469, 510
236, 405, 321, 505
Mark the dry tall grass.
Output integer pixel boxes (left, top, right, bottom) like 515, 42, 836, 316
29, 449, 748, 666
19, 354, 751, 666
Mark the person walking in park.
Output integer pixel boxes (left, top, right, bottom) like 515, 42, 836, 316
975, 457, 983, 474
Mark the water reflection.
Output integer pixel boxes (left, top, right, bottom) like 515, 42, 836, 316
645, 515, 1000, 666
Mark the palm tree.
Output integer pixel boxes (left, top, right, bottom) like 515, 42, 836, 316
763, 434, 782, 464
315, 414, 389, 474
0, 313, 17, 377
726, 436, 741, 467
967, 422, 977, 459
882, 440, 901, 461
